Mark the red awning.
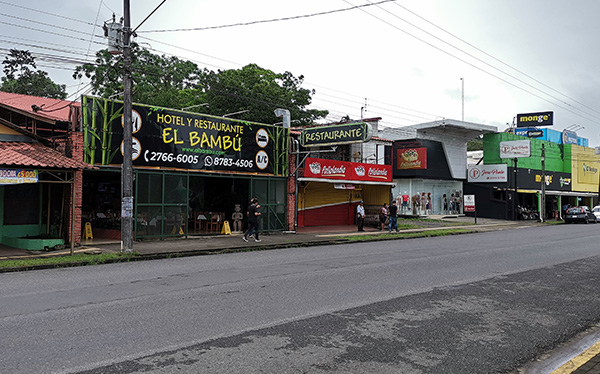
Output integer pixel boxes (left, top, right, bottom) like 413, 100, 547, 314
0, 141, 91, 169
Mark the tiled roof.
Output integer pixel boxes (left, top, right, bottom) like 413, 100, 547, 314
0, 141, 91, 169
0, 92, 79, 123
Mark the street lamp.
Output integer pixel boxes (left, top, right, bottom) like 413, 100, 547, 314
222, 110, 249, 118
182, 103, 209, 111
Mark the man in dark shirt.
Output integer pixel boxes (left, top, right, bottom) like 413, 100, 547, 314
388, 200, 399, 232
243, 198, 261, 242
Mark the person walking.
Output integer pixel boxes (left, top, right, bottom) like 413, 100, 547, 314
388, 200, 398, 232
243, 198, 261, 242
356, 200, 365, 232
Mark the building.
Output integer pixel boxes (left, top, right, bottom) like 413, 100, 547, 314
379, 119, 497, 215
293, 118, 394, 227
0, 92, 89, 250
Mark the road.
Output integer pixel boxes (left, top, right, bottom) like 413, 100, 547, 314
1, 224, 600, 373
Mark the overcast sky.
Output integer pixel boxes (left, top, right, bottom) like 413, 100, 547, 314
2, 0, 600, 145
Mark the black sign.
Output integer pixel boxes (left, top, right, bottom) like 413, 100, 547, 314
527, 130, 544, 138
516, 111, 553, 127
82, 97, 287, 175
300, 122, 370, 147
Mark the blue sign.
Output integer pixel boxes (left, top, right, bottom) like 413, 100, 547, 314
562, 130, 578, 145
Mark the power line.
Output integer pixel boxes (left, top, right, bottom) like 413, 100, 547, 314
138, 0, 397, 33
343, 0, 600, 124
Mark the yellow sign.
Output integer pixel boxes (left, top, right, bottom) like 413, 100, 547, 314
221, 221, 231, 235
84, 222, 93, 240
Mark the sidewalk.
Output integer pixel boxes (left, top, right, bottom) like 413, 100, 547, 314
0, 216, 527, 261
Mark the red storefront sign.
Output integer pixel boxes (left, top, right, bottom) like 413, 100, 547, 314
396, 147, 427, 169
303, 157, 392, 182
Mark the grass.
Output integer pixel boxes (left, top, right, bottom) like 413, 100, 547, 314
341, 228, 475, 241
0, 252, 139, 270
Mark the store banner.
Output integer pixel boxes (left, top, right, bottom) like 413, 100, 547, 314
82, 96, 288, 175
303, 157, 392, 182
396, 147, 427, 169
0, 169, 38, 185
468, 164, 507, 183
500, 140, 531, 158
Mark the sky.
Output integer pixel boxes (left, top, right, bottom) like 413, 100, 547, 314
1, 0, 600, 146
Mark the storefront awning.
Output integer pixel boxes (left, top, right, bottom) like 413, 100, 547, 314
517, 189, 597, 197
298, 177, 396, 186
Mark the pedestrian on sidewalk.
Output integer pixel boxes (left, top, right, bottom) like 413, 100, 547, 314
243, 198, 261, 242
356, 200, 365, 232
388, 200, 398, 232
379, 203, 389, 230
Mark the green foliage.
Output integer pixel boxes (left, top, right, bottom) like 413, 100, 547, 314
1, 49, 66, 99
467, 138, 483, 151
199, 63, 328, 125
0, 252, 139, 270
73, 45, 328, 125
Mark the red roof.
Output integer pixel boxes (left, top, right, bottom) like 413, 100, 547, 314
0, 142, 90, 169
0, 92, 79, 123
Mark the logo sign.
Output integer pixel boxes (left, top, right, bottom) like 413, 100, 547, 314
467, 164, 508, 182
464, 194, 475, 212
562, 130, 578, 145
300, 122, 371, 147
516, 111, 553, 127
527, 130, 544, 138
303, 157, 392, 182
500, 140, 531, 158
396, 147, 427, 169
0, 169, 38, 185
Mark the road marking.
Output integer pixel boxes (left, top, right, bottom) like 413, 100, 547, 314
552, 339, 600, 373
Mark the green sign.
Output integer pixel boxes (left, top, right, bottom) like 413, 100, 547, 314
300, 122, 371, 147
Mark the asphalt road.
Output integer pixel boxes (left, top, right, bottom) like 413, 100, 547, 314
2, 224, 600, 373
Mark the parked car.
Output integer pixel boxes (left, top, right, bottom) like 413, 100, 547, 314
593, 205, 600, 222
564, 206, 597, 224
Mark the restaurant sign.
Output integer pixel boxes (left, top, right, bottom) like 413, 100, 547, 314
0, 169, 38, 185
82, 96, 288, 176
303, 157, 392, 182
300, 122, 371, 147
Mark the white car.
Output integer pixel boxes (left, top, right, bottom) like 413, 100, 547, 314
593, 206, 600, 222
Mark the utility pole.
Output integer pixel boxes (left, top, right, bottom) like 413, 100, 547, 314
121, 0, 134, 252
540, 143, 545, 222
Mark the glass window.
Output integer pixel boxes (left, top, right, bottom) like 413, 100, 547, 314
137, 173, 162, 204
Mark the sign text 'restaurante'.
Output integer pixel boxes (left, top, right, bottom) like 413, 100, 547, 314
301, 122, 370, 147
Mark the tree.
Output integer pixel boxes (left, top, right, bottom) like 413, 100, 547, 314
73, 43, 203, 110
467, 137, 483, 151
1, 49, 67, 99
199, 64, 327, 126
74, 45, 327, 125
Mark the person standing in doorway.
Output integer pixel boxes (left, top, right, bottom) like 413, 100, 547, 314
388, 200, 398, 232
243, 198, 261, 242
356, 200, 365, 232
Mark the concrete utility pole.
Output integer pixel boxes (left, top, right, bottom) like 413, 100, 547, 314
121, 0, 134, 252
